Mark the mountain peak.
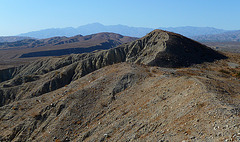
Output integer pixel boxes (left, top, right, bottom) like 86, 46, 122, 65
79, 22, 104, 27
123, 29, 226, 67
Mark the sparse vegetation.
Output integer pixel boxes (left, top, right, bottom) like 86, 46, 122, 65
236, 72, 240, 78
100, 102, 108, 108
219, 69, 231, 74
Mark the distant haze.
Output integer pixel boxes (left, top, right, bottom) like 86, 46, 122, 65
18, 23, 230, 39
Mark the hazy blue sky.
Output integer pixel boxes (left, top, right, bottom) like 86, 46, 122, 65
0, 0, 240, 36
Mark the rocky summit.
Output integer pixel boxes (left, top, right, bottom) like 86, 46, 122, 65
0, 30, 240, 142
122, 29, 226, 67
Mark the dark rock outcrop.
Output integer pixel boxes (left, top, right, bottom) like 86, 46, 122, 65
0, 67, 16, 82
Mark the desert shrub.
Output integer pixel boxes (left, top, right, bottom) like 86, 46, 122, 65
230, 68, 237, 73
236, 72, 240, 78
55, 71, 60, 75
219, 69, 230, 74
100, 102, 108, 108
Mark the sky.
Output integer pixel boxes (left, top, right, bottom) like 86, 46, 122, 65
0, 0, 240, 36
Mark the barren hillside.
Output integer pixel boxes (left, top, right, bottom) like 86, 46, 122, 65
0, 33, 137, 70
0, 30, 239, 142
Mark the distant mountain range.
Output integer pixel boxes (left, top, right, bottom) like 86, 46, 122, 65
0, 36, 32, 43
18, 23, 232, 39
160, 27, 227, 37
0, 23, 239, 42
19, 23, 153, 39
0, 32, 137, 58
0, 32, 137, 49
193, 30, 240, 42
